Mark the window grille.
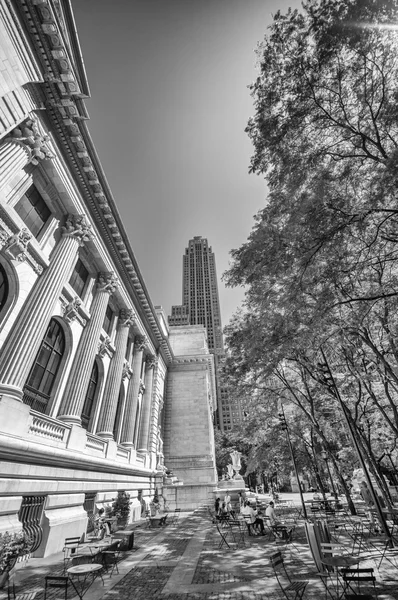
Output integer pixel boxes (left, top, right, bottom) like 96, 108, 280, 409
18, 495, 45, 552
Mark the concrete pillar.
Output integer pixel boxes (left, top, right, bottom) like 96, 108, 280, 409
57, 272, 118, 425
96, 309, 134, 439
137, 355, 156, 452
120, 334, 146, 448
0, 214, 93, 402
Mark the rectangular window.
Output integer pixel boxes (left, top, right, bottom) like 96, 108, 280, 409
15, 185, 51, 238
69, 258, 89, 298
103, 304, 114, 335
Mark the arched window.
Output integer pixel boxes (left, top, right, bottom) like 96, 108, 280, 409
22, 319, 65, 414
81, 361, 99, 430
0, 264, 8, 314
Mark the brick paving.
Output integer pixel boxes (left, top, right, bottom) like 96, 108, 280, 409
1, 507, 398, 600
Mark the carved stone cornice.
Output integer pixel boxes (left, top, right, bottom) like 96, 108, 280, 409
18, 0, 174, 365
119, 308, 135, 328
97, 272, 118, 295
62, 214, 93, 246
4, 116, 55, 164
134, 334, 147, 351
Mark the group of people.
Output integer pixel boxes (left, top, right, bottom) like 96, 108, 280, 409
214, 493, 291, 541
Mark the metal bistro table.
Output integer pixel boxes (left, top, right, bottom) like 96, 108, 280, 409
321, 555, 361, 600
67, 563, 104, 599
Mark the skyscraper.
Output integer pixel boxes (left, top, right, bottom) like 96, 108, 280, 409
169, 236, 225, 427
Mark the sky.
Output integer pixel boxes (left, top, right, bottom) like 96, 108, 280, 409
72, 0, 303, 328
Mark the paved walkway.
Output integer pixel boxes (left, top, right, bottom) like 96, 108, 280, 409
1, 507, 398, 600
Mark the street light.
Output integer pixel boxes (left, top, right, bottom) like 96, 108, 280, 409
321, 450, 337, 498
319, 349, 392, 545
278, 404, 308, 519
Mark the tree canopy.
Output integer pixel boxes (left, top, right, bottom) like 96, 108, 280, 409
221, 0, 398, 507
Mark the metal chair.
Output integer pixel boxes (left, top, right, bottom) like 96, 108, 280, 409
44, 576, 68, 600
228, 520, 246, 548
62, 536, 81, 573
242, 514, 261, 536
101, 541, 121, 577
269, 551, 308, 600
215, 522, 231, 549
170, 508, 181, 526
341, 567, 378, 600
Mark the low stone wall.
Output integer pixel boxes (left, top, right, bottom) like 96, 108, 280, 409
162, 483, 214, 511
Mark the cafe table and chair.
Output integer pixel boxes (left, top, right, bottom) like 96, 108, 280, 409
67, 563, 104, 599
320, 542, 361, 600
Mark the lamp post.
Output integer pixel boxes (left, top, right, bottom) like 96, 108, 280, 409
319, 349, 391, 545
321, 450, 337, 498
278, 404, 308, 519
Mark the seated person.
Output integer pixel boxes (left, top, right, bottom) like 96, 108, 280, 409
265, 501, 290, 540
241, 500, 265, 535
94, 508, 111, 538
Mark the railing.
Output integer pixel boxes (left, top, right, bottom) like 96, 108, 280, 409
85, 433, 107, 454
22, 388, 49, 414
29, 411, 71, 443
116, 445, 130, 461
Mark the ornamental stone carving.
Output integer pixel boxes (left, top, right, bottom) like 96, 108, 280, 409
5, 116, 55, 165
98, 335, 111, 358
62, 214, 93, 246
134, 334, 147, 351
97, 272, 118, 295
139, 381, 145, 395
119, 308, 135, 328
145, 354, 156, 370
62, 296, 81, 323
122, 362, 132, 380
1, 228, 32, 262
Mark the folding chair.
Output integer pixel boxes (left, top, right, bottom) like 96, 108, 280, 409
215, 522, 231, 549
228, 520, 246, 548
101, 541, 121, 577
269, 551, 308, 600
341, 567, 378, 600
62, 537, 81, 573
8, 583, 37, 600
170, 508, 181, 526
44, 576, 68, 600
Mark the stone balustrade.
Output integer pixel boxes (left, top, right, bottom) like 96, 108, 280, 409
29, 411, 71, 443
85, 432, 107, 455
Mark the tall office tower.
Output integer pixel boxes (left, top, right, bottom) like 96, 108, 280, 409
168, 236, 225, 429
182, 236, 224, 356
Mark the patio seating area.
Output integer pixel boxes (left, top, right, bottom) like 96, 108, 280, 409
1, 497, 398, 600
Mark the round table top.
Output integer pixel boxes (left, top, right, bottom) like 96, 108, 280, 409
67, 564, 103, 575
321, 556, 360, 568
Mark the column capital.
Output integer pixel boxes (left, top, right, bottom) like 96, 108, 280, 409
5, 115, 55, 164
97, 271, 118, 295
134, 334, 147, 351
119, 308, 135, 328
145, 354, 156, 370
62, 214, 93, 246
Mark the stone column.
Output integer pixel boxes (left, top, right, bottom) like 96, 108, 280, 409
0, 214, 93, 402
120, 334, 146, 448
137, 355, 156, 452
0, 142, 30, 190
57, 272, 118, 425
96, 308, 135, 440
